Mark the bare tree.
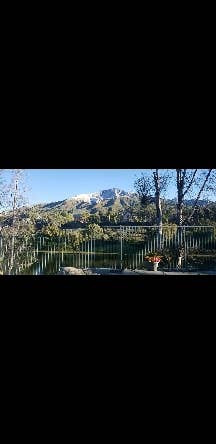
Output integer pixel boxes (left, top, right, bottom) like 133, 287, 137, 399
176, 169, 214, 226
10, 171, 22, 272
1, 169, 28, 274
0, 169, 6, 210
187, 169, 215, 223
134, 173, 154, 207
135, 169, 215, 268
153, 170, 163, 236
175, 169, 215, 268
134, 169, 169, 246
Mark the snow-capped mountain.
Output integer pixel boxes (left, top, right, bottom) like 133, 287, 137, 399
32, 188, 137, 214
72, 188, 134, 204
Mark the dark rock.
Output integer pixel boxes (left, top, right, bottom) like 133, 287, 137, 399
58, 267, 86, 275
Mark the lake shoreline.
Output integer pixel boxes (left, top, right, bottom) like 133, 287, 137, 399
58, 267, 216, 276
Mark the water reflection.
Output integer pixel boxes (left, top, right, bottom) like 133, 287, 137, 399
1, 230, 216, 275
22, 251, 216, 275
24, 252, 121, 275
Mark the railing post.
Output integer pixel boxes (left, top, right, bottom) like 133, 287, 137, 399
120, 225, 123, 264
184, 226, 187, 270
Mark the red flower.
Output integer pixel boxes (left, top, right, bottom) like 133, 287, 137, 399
146, 255, 162, 263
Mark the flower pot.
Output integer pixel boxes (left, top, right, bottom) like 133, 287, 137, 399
153, 262, 159, 272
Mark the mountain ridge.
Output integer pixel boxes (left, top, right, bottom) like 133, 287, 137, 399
35, 188, 136, 212
1, 189, 215, 230
24, 188, 214, 216
70, 188, 135, 203
37, 189, 213, 212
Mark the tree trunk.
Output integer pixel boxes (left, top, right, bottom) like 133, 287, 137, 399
8, 183, 17, 274
176, 170, 185, 268
177, 255, 183, 269
153, 170, 163, 249
9, 234, 15, 274
177, 203, 184, 227
155, 191, 163, 235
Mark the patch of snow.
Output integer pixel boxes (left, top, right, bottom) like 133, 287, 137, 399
71, 189, 135, 203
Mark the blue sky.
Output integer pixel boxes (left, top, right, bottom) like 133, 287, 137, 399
26, 169, 147, 205
2, 169, 214, 206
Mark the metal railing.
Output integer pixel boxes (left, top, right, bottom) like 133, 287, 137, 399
0, 225, 216, 274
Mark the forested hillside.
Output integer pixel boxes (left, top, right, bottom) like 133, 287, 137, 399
1, 188, 216, 237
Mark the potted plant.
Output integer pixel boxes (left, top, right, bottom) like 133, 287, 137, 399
145, 254, 162, 272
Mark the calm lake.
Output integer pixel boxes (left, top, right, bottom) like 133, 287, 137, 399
2, 227, 216, 275
21, 251, 216, 275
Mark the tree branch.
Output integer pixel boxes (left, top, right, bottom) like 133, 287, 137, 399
183, 169, 198, 197
187, 169, 212, 221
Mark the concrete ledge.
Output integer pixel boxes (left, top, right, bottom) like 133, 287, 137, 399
58, 267, 99, 275
58, 267, 216, 275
